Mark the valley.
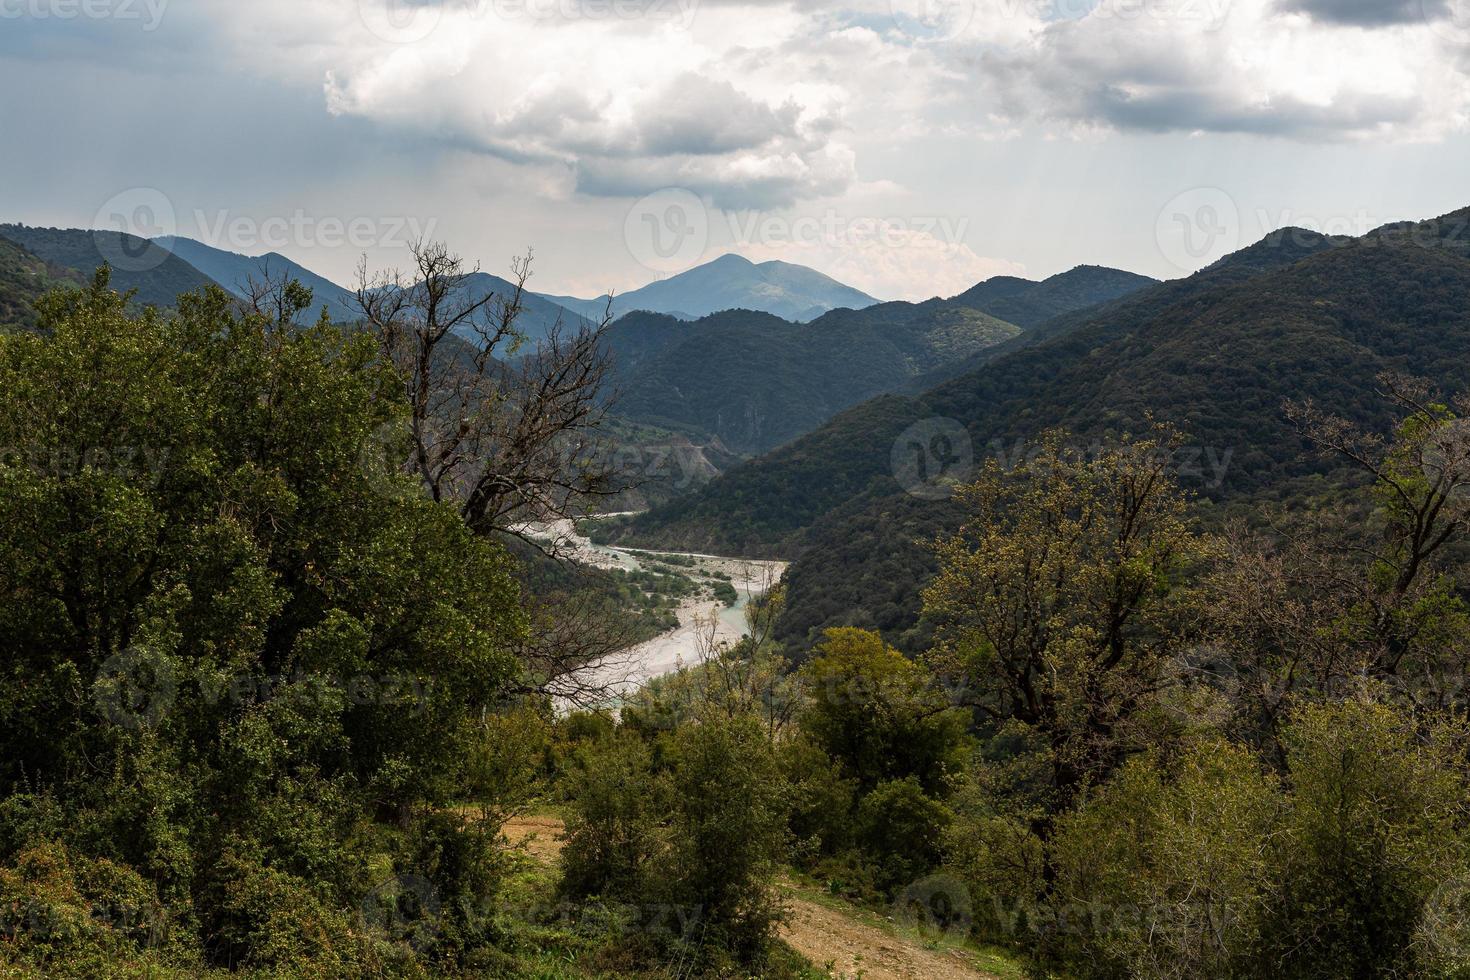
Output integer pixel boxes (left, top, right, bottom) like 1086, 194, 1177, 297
525, 518, 788, 705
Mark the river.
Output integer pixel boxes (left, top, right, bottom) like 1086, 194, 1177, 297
527, 519, 787, 707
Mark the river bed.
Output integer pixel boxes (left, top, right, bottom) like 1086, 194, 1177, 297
527, 519, 787, 707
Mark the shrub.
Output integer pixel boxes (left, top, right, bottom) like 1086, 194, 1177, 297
853, 777, 952, 894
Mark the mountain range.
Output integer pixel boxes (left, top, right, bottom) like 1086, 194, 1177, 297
1, 225, 220, 311
540, 253, 879, 323
601, 263, 1158, 456
598, 206, 1470, 654
152, 236, 363, 323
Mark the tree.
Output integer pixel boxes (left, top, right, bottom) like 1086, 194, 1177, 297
355, 241, 619, 549
922, 427, 1208, 822
798, 627, 969, 797
0, 271, 526, 970
1202, 378, 1470, 752
1280, 375, 1470, 683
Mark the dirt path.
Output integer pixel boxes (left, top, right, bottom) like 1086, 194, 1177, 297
501, 813, 567, 864
500, 815, 998, 980
775, 884, 997, 980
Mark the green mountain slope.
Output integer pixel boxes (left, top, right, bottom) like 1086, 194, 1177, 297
608, 301, 1021, 455
0, 235, 84, 332
152, 236, 361, 323
604, 207, 1470, 652
949, 264, 1157, 328
0, 225, 220, 310
604, 227, 1349, 556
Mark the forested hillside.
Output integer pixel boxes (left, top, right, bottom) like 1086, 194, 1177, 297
947, 264, 1157, 328
608, 302, 1020, 454
152, 236, 362, 323
603, 209, 1470, 652
0, 235, 83, 331
0, 225, 220, 310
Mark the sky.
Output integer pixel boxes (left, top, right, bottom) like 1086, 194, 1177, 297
1, 0, 1468, 301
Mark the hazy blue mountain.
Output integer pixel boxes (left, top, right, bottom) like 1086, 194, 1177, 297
153, 236, 361, 323
0, 224, 219, 310
435, 272, 592, 348
540, 253, 878, 322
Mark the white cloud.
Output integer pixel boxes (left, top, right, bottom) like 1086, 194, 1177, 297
960, 0, 1470, 141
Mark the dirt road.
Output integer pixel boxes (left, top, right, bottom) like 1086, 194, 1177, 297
776, 886, 999, 980
499, 815, 1000, 980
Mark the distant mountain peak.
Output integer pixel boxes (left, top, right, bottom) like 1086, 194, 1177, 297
949, 264, 1157, 329
707, 252, 756, 268
537, 253, 877, 323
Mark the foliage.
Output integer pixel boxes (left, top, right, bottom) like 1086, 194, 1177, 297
922, 428, 1208, 816
798, 627, 969, 796
0, 271, 524, 972
616, 216, 1470, 658
0, 225, 220, 310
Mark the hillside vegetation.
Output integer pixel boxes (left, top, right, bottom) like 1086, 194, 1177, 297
0, 235, 83, 332
0, 225, 220, 310
604, 210, 1470, 652
609, 303, 1021, 455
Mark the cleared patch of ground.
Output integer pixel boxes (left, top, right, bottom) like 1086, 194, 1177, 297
499, 813, 1010, 980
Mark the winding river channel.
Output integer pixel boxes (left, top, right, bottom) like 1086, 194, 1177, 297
530, 520, 787, 707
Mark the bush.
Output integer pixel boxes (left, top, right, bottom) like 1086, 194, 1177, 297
0, 841, 176, 968
207, 849, 399, 975
560, 731, 667, 902
663, 717, 788, 961
777, 734, 856, 864
853, 777, 952, 894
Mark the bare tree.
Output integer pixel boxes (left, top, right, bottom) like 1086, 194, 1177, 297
239, 261, 320, 327
356, 241, 622, 550
515, 588, 646, 712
